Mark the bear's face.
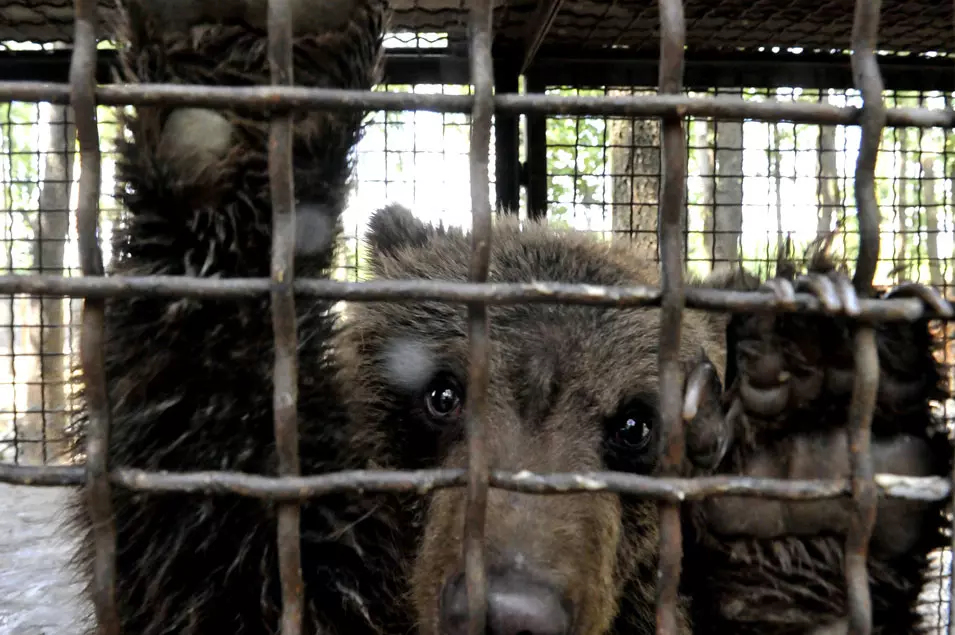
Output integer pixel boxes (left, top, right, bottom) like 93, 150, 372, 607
338, 205, 724, 635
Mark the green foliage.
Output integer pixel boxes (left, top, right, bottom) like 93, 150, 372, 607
0, 102, 41, 272
544, 88, 607, 231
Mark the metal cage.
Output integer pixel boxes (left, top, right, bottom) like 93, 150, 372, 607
0, 1, 954, 634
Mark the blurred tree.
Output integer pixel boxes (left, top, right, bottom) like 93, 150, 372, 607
608, 89, 659, 261
23, 103, 75, 464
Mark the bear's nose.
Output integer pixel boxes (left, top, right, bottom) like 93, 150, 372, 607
439, 570, 571, 635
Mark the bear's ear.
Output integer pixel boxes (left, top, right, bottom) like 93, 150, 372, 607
366, 204, 438, 262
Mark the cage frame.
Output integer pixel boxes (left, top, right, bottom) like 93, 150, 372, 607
0, 0, 954, 634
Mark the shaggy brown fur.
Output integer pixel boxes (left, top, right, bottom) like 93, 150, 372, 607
65, 3, 951, 635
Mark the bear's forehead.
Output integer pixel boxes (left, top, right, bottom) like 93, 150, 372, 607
357, 225, 682, 412
378, 223, 652, 287
360, 302, 663, 422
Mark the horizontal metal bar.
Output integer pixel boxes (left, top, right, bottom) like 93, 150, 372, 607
0, 81, 953, 127
0, 463, 86, 486
1, 463, 950, 502
7, 48, 952, 94
0, 274, 948, 321
522, 49, 955, 92
0, 49, 484, 89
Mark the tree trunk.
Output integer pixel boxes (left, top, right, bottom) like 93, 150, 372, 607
712, 93, 744, 266
816, 124, 840, 237
23, 103, 75, 464
609, 90, 660, 262
922, 155, 946, 289
772, 123, 784, 254
893, 131, 910, 282
697, 120, 715, 264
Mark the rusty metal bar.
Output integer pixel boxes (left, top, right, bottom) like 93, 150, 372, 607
949, 14, 955, 635
70, 1, 120, 634
845, 0, 887, 633
463, 0, 495, 633
655, 0, 688, 632
0, 274, 951, 321
0, 81, 953, 128
266, 0, 305, 633
1, 463, 86, 486
1, 463, 951, 501
850, 1, 886, 294
845, 327, 879, 635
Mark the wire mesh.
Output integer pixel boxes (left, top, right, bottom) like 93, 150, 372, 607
0, 0, 952, 634
540, 82, 954, 633
0, 41, 127, 467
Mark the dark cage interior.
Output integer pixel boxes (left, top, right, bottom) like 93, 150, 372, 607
0, 0, 953, 634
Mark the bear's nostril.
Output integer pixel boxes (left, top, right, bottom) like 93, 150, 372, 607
439, 569, 570, 635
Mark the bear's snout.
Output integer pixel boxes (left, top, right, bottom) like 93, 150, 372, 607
439, 567, 572, 635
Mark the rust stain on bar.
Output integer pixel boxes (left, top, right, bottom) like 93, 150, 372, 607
846, 0, 886, 633
2, 81, 955, 128
70, 1, 120, 634
266, 0, 305, 634
655, 0, 688, 633
463, 0, 495, 633
0, 273, 949, 321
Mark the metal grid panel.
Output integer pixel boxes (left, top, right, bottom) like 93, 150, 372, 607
538, 87, 955, 631
0, 75, 492, 468
539, 87, 955, 285
0, 39, 125, 465
0, 2, 952, 635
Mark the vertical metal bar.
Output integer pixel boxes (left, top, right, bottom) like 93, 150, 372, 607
70, 2, 119, 634
464, 0, 495, 633
850, 0, 885, 294
949, 13, 955, 635
846, 1, 885, 634
655, 0, 687, 633
494, 66, 521, 215
524, 73, 549, 221
267, 1, 304, 634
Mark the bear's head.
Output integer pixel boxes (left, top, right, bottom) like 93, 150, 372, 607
337, 204, 731, 635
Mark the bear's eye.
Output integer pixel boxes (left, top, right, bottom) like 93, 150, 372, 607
423, 374, 464, 423
604, 400, 657, 473
613, 415, 652, 450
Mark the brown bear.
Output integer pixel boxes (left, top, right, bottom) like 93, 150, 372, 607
66, 2, 952, 635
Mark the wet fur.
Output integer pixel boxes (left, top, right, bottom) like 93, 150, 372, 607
65, 4, 951, 635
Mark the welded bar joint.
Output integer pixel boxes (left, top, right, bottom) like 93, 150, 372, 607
266, 1, 305, 634
463, 0, 495, 633
654, 0, 688, 633
71, 1, 120, 634
1, 81, 954, 128
845, 0, 887, 633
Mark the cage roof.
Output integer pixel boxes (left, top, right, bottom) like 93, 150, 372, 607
1, 0, 952, 57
